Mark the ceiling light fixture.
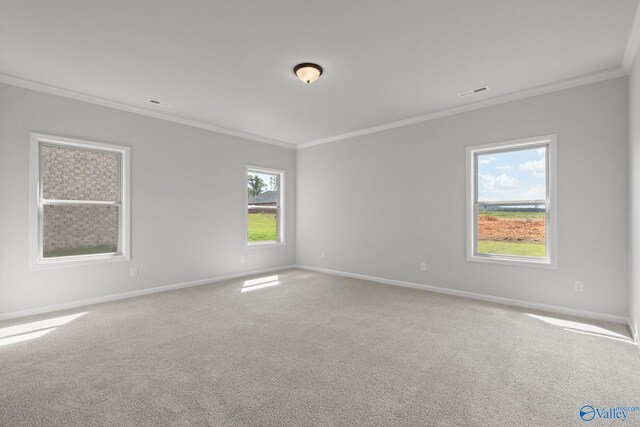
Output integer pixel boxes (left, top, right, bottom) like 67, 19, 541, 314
293, 63, 323, 84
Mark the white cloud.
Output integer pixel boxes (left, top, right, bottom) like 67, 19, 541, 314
537, 147, 546, 157
478, 156, 497, 165
532, 171, 545, 178
519, 157, 545, 172
478, 173, 518, 193
521, 184, 545, 200
495, 165, 512, 171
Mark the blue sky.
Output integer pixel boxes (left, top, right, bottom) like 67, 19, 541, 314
477, 147, 546, 202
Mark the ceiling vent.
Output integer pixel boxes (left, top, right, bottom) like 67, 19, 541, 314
147, 99, 173, 108
458, 86, 489, 97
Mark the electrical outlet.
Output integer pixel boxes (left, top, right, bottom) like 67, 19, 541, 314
574, 281, 584, 292
320, 251, 325, 259
240, 256, 245, 263
420, 262, 427, 272
130, 267, 138, 277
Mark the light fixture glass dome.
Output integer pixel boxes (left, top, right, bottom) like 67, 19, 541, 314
294, 63, 323, 84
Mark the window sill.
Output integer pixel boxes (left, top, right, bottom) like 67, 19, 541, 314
31, 253, 130, 269
246, 241, 286, 249
467, 254, 556, 269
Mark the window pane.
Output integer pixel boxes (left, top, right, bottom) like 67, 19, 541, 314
477, 146, 546, 202
477, 204, 546, 258
43, 205, 119, 258
247, 172, 279, 242
41, 144, 120, 202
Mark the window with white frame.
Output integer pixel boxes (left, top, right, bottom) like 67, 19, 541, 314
246, 167, 284, 245
30, 134, 130, 265
467, 135, 556, 267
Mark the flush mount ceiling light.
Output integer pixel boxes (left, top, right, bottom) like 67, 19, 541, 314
293, 63, 323, 84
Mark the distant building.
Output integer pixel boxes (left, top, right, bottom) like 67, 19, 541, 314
248, 191, 277, 206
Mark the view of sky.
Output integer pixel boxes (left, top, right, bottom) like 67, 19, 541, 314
477, 146, 546, 202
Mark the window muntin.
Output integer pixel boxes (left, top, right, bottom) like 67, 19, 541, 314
31, 134, 130, 265
468, 136, 555, 267
247, 167, 284, 245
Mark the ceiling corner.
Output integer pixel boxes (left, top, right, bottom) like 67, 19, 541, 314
622, 1, 640, 73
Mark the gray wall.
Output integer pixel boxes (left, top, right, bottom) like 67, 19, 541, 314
1, 76, 633, 321
296, 77, 629, 318
630, 57, 640, 340
0, 83, 295, 316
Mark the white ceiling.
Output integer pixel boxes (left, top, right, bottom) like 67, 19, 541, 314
1, 0, 638, 147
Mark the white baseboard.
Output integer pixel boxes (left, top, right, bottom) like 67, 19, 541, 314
629, 321, 640, 355
295, 264, 630, 325
0, 265, 294, 321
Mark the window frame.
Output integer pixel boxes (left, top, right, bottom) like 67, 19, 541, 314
29, 133, 131, 268
245, 165, 285, 248
466, 134, 557, 269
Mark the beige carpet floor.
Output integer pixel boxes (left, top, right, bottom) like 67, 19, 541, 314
1, 269, 639, 426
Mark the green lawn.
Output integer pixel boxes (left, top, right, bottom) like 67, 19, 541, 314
477, 240, 545, 257
248, 213, 277, 242
44, 244, 117, 258
478, 209, 545, 219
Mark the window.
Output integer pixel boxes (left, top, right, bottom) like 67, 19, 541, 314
30, 134, 130, 266
246, 166, 284, 246
467, 135, 556, 267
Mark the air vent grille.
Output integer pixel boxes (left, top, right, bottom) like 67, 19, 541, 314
458, 86, 489, 97
147, 99, 173, 108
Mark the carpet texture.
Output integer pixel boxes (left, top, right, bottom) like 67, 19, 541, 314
1, 269, 639, 426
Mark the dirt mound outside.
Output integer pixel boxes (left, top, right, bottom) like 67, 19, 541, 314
478, 216, 545, 243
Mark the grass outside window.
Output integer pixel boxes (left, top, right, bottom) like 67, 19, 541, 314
247, 213, 277, 242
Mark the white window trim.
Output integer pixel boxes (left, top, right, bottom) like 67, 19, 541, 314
245, 165, 285, 248
466, 134, 557, 269
29, 133, 131, 268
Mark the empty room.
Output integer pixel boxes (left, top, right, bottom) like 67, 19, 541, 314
1, 1, 640, 425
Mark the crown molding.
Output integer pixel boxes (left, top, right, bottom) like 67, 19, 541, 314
0, 74, 295, 150
296, 1, 640, 149
622, 1, 640, 73
0, 62, 631, 152
296, 67, 627, 149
